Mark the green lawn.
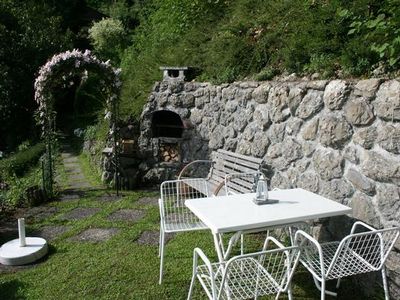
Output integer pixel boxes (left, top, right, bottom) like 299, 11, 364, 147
0, 188, 382, 299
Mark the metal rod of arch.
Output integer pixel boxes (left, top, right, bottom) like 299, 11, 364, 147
113, 94, 121, 196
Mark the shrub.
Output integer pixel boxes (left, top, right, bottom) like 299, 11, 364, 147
2, 167, 44, 208
0, 142, 46, 177
88, 18, 126, 63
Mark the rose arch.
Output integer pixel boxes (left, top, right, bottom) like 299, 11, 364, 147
34, 49, 121, 196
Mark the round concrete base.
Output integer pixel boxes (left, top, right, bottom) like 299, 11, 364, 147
0, 237, 48, 266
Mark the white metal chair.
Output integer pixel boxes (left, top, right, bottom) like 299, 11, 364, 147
294, 221, 400, 300
187, 236, 301, 300
158, 178, 210, 284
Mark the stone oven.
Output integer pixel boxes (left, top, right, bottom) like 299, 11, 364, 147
151, 110, 183, 163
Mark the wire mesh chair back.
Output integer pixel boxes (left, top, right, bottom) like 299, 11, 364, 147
296, 226, 400, 281
326, 227, 400, 279
217, 245, 300, 299
160, 179, 209, 232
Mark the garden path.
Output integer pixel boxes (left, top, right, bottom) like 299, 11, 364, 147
0, 144, 160, 274
60, 144, 92, 191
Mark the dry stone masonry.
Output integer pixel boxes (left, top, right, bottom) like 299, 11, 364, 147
138, 77, 400, 296
140, 78, 399, 228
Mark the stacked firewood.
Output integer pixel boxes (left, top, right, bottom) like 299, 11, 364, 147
159, 143, 180, 162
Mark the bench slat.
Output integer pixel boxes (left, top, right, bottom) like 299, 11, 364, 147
216, 152, 261, 167
217, 149, 263, 164
214, 159, 259, 173
181, 149, 263, 196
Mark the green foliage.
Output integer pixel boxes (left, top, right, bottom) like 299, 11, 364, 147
0, 0, 74, 150
2, 167, 43, 207
344, 0, 400, 69
0, 143, 46, 177
88, 18, 127, 63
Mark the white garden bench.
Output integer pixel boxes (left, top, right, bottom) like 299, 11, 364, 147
178, 149, 264, 196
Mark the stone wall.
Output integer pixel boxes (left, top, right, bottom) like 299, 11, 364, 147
139, 78, 400, 297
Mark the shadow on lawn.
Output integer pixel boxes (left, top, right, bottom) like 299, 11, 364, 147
0, 279, 27, 299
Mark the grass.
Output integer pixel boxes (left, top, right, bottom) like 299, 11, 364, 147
0, 187, 381, 299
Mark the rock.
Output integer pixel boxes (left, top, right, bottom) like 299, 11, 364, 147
354, 79, 382, 100
362, 152, 400, 184
287, 84, 306, 115
224, 139, 237, 151
353, 127, 377, 149
270, 158, 290, 172
236, 81, 259, 89
350, 192, 381, 228
181, 93, 195, 107
302, 141, 316, 157
233, 113, 249, 132
287, 167, 300, 185
209, 125, 225, 149
243, 123, 260, 141
270, 172, 292, 189
377, 124, 400, 154
374, 80, 400, 121
223, 126, 237, 139
346, 168, 375, 195
252, 83, 271, 103
155, 93, 169, 106
296, 89, 324, 119
343, 146, 359, 164
282, 137, 303, 163
324, 80, 350, 110
302, 118, 319, 140
320, 179, 354, 202
184, 82, 201, 92
193, 87, 207, 97
266, 143, 282, 159
190, 108, 203, 124
268, 85, 290, 123
295, 158, 310, 173
236, 140, 251, 155
386, 252, 400, 299
297, 172, 320, 193
250, 132, 270, 158
319, 115, 353, 149
222, 85, 238, 100
305, 80, 328, 90
267, 123, 286, 143
376, 183, 400, 224
311, 73, 320, 80
169, 81, 184, 93
253, 104, 269, 128
344, 97, 375, 126
219, 110, 233, 126
313, 149, 343, 180
285, 118, 303, 136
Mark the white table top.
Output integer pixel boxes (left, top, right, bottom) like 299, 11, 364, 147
185, 188, 352, 234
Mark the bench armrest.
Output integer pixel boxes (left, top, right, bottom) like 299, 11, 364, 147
177, 160, 213, 179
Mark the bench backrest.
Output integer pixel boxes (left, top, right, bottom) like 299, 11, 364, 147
208, 149, 263, 194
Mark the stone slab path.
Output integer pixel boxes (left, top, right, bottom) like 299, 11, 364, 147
60, 145, 92, 191
0, 142, 167, 274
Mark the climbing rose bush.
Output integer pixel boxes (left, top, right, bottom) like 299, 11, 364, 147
34, 49, 121, 135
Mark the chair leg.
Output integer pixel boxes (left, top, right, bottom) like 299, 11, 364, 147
240, 234, 244, 255
187, 271, 196, 300
287, 282, 293, 300
336, 278, 341, 289
320, 279, 326, 300
382, 266, 390, 300
159, 230, 166, 284
158, 227, 163, 257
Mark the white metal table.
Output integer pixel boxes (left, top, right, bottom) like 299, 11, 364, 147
185, 188, 352, 263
